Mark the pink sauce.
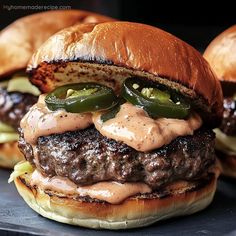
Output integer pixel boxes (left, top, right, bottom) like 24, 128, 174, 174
21, 96, 202, 152
31, 170, 151, 204
20, 95, 93, 145
93, 103, 202, 152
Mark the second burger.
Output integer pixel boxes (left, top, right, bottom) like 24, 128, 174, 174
204, 25, 236, 178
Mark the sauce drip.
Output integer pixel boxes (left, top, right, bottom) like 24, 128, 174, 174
31, 170, 151, 204
93, 103, 202, 152
21, 97, 202, 152
21, 95, 92, 145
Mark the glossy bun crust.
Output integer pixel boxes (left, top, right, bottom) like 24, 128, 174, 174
15, 170, 218, 230
0, 10, 114, 78
27, 22, 223, 127
204, 25, 236, 83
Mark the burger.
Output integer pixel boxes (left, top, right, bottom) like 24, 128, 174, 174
204, 25, 236, 178
10, 22, 222, 229
0, 10, 114, 168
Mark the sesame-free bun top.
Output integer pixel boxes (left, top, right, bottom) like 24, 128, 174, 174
0, 10, 114, 77
27, 22, 223, 126
204, 25, 236, 83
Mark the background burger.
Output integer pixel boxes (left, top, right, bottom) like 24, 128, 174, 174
204, 25, 236, 178
10, 22, 222, 229
0, 10, 114, 168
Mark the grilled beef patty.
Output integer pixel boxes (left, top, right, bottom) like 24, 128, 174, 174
19, 126, 215, 190
220, 98, 236, 136
0, 88, 38, 130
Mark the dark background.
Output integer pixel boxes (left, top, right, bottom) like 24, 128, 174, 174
0, 0, 235, 51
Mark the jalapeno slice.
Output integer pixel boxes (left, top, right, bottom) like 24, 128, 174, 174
121, 78, 190, 119
100, 98, 126, 122
45, 83, 118, 113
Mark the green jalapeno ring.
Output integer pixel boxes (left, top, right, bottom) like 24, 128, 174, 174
100, 97, 126, 122
45, 83, 118, 113
121, 78, 190, 119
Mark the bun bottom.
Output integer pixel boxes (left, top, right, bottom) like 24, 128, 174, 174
0, 142, 24, 169
217, 154, 236, 178
14, 170, 218, 230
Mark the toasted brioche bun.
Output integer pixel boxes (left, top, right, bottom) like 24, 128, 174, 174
27, 22, 223, 127
0, 142, 24, 169
203, 25, 236, 83
0, 10, 114, 78
14, 169, 218, 230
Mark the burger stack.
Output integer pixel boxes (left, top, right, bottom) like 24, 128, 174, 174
11, 22, 222, 229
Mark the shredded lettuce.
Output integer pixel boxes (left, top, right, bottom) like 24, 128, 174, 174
0, 121, 15, 133
0, 121, 18, 143
215, 128, 236, 155
8, 161, 34, 183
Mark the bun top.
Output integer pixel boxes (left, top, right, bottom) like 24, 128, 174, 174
204, 25, 236, 83
0, 10, 114, 78
27, 22, 223, 126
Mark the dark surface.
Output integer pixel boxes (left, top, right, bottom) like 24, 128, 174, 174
19, 127, 215, 189
0, 0, 235, 50
0, 169, 236, 235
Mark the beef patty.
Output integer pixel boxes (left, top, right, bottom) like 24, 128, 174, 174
0, 88, 38, 130
19, 126, 215, 190
220, 98, 236, 136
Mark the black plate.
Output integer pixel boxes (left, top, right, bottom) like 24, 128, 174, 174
0, 169, 236, 236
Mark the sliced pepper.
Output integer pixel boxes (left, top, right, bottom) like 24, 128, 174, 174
100, 98, 125, 122
45, 83, 118, 113
121, 78, 190, 119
